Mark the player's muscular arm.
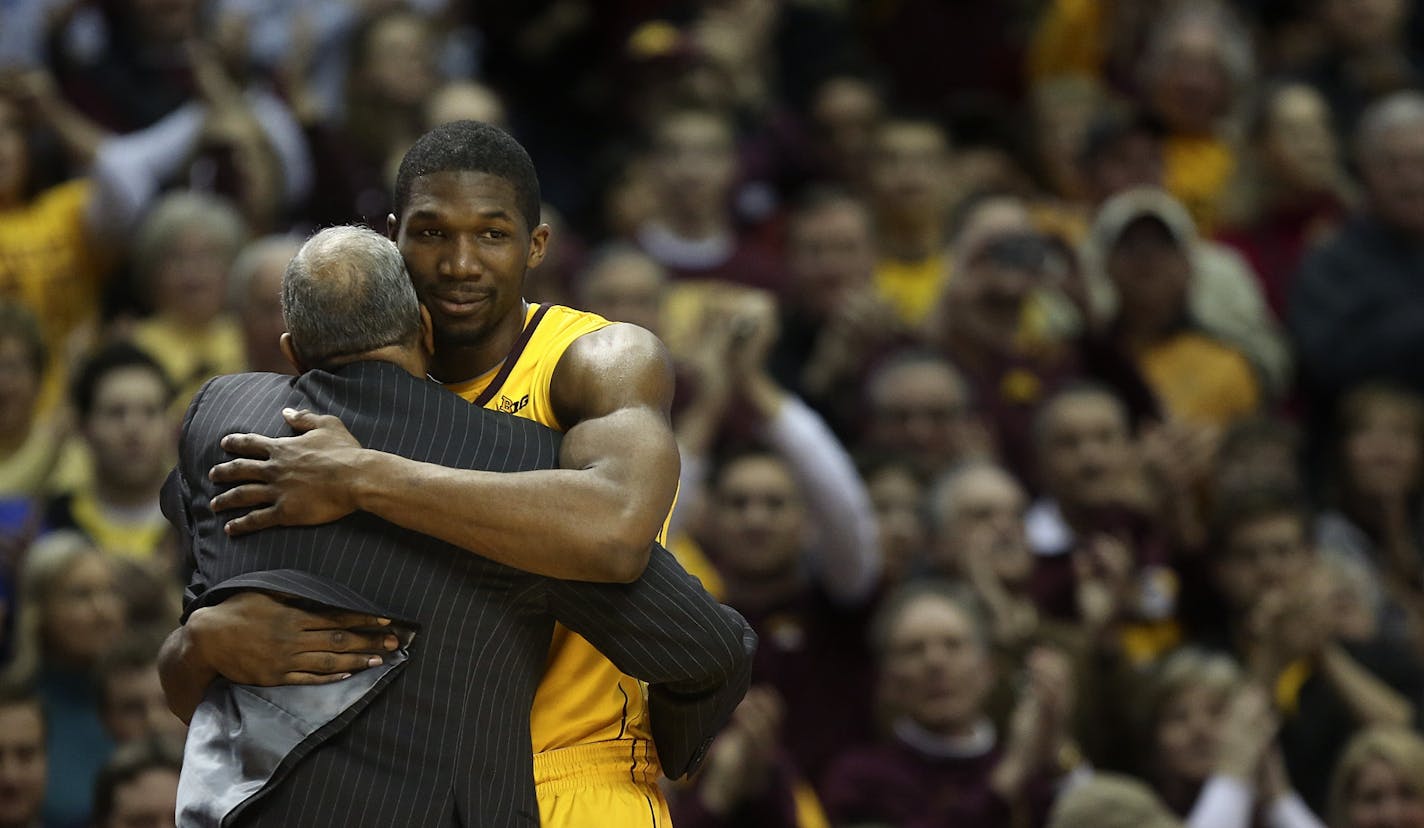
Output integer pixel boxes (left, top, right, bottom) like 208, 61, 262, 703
359, 324, 679, 582
211, 324, 679, 583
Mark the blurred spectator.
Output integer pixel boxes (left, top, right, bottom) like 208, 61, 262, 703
44, 8, 310, 228
821, 582, 1074, 827
696, 444, 879, 789
227, 235, 300, 375
423, 80, 509, 131
860, 455, 927, 588
1030, 76, 1108, 203
1318, 385, 1424, 590
1217, 83, 1353, 319
97, 631, 185, 747
1211, 416, 1305, 499
129, 192, 248, 403
1027, 386, 1178, 646
2, 531, 124, 827
927, 194, 1159, 485
1329, 727, 1424, 828
1204, 487, 1422, 812
669, 686, 830, 827
865, 117, 954, 328
90, 736, 181, 828
1136, 2, 1255, 232
0, 78, 231, 412
0, 304, 61, 502
770, 187, 906, 430
1290, 92, 1424, 413
1048, 773, 1183, 828
1138, 649, 1321, 825
635, 107, 783, 293
44, 344, 173, 564
861, 351, 990, 484
1069, 114, 1294, 397
301, 8, 439, 229
1301, 0, 1424, 138
0, 682, 46, 828
575, 244, 666, 334
806, 75, 885, 188
1087, 188, 1262, 426
1027, 0, 1159, 90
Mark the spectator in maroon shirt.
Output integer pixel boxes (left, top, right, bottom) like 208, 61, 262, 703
861, 350, 993, 484
1217, 83, 1352, 320
634, 107, 784, 293
695, 449, 879, 790
822, 581, 1075, 828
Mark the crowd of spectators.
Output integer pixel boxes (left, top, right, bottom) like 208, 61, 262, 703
4, 0, 1424, 826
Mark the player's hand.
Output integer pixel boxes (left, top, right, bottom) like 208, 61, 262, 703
209, 408, 366, 535
187, 591, 398, 686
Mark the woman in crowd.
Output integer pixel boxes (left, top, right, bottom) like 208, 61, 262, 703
2, 530, 126, 828
1330, 728, 1424, 828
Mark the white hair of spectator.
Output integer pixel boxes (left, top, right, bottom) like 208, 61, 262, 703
1355, 90, 1424, 165
228, 235, 303, 312
134, 191, 248, 286
281, 226, 422, 368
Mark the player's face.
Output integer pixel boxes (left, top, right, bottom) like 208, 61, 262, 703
106, 768, 179, 828
0, 704, 45, 828
394, 171, 548, 351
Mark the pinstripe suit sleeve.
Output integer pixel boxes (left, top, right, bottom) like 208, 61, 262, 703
162, 377, 219, 613
538, 543, 756, 779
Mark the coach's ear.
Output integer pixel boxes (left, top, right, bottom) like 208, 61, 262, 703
386, 213, 399, 240
418, 304, 435, 356
279, 333, 307, 374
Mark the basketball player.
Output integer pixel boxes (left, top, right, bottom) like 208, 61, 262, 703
161, 121, 685, 826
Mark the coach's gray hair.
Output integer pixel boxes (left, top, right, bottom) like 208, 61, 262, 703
281, 226, 422, 368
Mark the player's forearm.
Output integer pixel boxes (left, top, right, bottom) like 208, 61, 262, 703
353, 451, 658, 582
158, 624, 218, 725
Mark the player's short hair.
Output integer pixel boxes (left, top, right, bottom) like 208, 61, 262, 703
394, 120, 542, 234
282, 226, 422, 369
70, 343, 173, 421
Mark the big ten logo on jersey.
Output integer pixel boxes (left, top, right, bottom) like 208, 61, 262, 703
498, 394, 530, 414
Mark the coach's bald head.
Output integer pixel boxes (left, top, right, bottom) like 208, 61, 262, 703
279, 225, 433, 374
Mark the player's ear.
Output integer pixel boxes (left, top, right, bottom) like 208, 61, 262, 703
418, 304, 435, 356
386, 213, 399, 241
527, 223, 550, 269
279, 333, 307, 374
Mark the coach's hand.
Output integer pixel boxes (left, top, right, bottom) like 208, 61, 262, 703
188, 591, 398, 686
210, 408, 365, 535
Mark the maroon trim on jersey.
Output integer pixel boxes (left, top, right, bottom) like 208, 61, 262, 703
473, 304, 554, 408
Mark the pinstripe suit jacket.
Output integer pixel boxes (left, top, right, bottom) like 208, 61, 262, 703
162, 360, 754, 827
